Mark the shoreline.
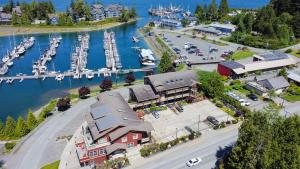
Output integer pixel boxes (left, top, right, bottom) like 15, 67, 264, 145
0, 19, 137, 37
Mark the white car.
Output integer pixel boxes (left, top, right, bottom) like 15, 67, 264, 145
239, 99, 250, 106
186, 157, 202, 167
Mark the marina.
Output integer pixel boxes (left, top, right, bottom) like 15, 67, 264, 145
103, 31, 122, 71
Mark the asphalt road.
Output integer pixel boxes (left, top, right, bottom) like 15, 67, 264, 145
127, 124, 239, 169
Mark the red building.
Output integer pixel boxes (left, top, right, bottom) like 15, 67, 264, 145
217, 61, 244, 79
75, 92, 153, 167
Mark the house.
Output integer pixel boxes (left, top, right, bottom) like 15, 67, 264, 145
48, 14, 59, 25
130, 71, 198, 109
0, 12, 12, 24
160, 18, 182, 29
32, 19, 46, 25
218, 56, 298, 79
12, 6, 22, 16
246, 76, 290, 95
75, 91, 153, 166
105, 4, 124, 18
91, 4, 105, 21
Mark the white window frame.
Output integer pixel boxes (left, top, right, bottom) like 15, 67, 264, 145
121, 136, 127, 143
133, 133, 138, 140
89, 151, 94, 157
127, 142, 134, 148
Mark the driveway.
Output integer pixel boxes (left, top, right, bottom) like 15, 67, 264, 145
144, 100, 234, 142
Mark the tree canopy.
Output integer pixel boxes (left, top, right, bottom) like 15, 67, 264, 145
223, 111, 300, 169
197, 71, 224, 98
100, 78, 113, 91
158, 52, 174, 73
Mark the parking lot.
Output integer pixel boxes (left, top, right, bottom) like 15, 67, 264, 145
156, 30, 238, 64
144, 100, 234, 142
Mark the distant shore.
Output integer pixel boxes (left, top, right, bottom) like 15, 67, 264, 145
0, 19, 137, 37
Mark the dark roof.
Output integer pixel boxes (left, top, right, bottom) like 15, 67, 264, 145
257, 51, 289, 61
105, 143, 126, 155
130, 84, 159, 102
86, 91, 153, 141
219, 61, 244, 70
258, 76, 290, 90
146, 71, 197, 92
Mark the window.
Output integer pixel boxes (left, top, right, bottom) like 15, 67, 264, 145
99, 149, 105, 155
133, 133, 138, 140
89, 151, 94, 157
93, 151, 98, 156
98, 137, 106, 144
121, 136, 127, 143
127, 142, 134, 148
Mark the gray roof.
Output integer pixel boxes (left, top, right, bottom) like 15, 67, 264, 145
105, 143, 126, 155
130, 84, 159, 102
86, 91, 153, 141
219, 61, 244, 70
256, 51, 289, 61
146, 71, 197, 93
194, 26, 222, 35
287, 72, 300, 83
258, 76, 290, 90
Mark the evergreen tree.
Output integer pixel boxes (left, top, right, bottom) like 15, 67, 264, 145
12, 12, 19, 25
208, 0, 218, 21
125, 72, 135, 85
27, 110, 38, 130
195, 5, 205, 23
244, 13, 254, 33
158, 52, 174, 73
292, 13, 300, 38
99, 78, 113, 91
218, 0, 229, 18
4, 116, 16, 137
0, 119, 4, 135
66, 16, 73, 26
15, 116, 30, 137
197, 71, 224, 98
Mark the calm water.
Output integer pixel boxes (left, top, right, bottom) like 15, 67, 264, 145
0, 0, 269, 120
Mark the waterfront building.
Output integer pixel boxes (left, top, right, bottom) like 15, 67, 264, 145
209, 23, 237, 34
130, 71, 198, 109
0, 12, 12, 24
218, 54, 298, 79
48, 14, 59, 25
160, 18, 182, 29
12, 6, 22, 16
91, 4, 105, 21
105, 4, 124, 18
194, 25, 222, 36
75, 91, 153, 166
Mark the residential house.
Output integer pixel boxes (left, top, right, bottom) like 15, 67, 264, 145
0, 12, 12, 24
105, 4, 124, 18
287, 71, 300, 86
246, 76, 290, 96
75, 91, 153, 166
12, 6, 22, 16
91, 4, 105, 21
130, 71, 198, 109
48, 13, 59, 25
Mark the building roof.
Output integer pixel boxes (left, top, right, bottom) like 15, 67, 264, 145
194, 26, 222, 35
247, 81, 268, 93
130, 84, 159, 102
0, 12, 12, 20
254, 51, 289, 61
209, 23, 237, 31
86, 91, 153, 141
105, 143, 126, 155
233, 57, 298, 75
258, 76, 290, 90
287, 71, 300, 83
219, 61, 244, 69
146, 71, 197, 92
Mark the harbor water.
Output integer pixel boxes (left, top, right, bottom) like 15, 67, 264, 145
0, 0, 269, 120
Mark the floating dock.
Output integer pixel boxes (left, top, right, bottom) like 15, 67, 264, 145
103, 31, 122, 71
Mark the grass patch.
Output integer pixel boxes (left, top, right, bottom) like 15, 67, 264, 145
290, 50, 300, 58
4, 142, 16, 153
176, 64, 186, 71
282, 93, 300, 103
41, 160, 60, 169
230, 50, 255, 60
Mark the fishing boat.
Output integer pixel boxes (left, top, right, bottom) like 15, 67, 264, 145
139, 49, 156, 66
16, 46, 26, 55
0, 64, 8, 75
7, 61, 13, 67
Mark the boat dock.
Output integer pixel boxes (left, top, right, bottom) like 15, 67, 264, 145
104, 31, 122, 71
32, 37, 61, 75
0, 67, 154, 85
70, 34, 90, 79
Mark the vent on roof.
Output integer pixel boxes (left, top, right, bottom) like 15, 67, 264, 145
123, 117, 128, 120
118, 109, 124, 112
108, 93, 113, 96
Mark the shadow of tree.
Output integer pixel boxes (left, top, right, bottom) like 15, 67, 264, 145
214, 143, 235, 168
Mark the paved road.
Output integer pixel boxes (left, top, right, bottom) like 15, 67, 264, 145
127, 124, 239, 169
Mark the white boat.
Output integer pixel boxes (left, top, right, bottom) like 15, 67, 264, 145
7, 61, 13, 67
0, 65, 8, 75
16, 46, 26, 55
132, 36, 139, 43
73, 73, 80, 79
47, 57, 52, 61
55, 74, 64, 81
139, 49, 156, 66
87, 72, 94, 80
2, 55, 9, 63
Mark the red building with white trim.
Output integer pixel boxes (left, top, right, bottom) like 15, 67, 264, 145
75, 92, 153, 167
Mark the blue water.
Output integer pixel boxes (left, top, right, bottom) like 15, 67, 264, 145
0, 0, 269, 120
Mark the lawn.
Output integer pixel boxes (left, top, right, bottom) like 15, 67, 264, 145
282, 93, 300, 103
230, 50, 255, 60
41, 160, 60, 169
291, 50, 300, 58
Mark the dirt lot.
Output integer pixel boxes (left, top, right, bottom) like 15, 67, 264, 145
144, 100, 234, 142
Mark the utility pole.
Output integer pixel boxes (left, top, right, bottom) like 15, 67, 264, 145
198, 114, 201, 132
176, 128, 178, 139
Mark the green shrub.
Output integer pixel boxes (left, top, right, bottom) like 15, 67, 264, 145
159, 143, 168, 151
220, 122, 226, 128
216, 101, 224, 108
232, 119, 238, 124
5, 142, 16, 151
285, 48, 293, 53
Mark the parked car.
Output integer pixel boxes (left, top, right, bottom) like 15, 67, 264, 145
239, 99, 250, 106
247, 93, 258, 101
209, 47, 218, 52
186, 157, 202, 167
175, 104, 183, 112
207, 116, 219, 126
151, 111, 160, 119
176, 35, 181, 38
